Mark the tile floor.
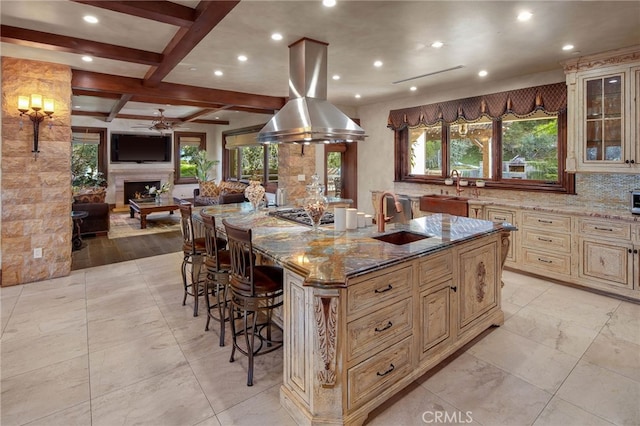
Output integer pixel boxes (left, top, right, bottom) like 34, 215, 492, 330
1, 255, 639, 426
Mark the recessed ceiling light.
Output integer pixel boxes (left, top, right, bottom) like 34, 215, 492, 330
215, 116, 220, 119
562, 44, 574, 51
271, 33, 283, 41
189, 67, 197, 71
74, 105, 81, 109
431, 41, 444, 48
238, 55, 248, 62
478, 70, 488, 77
83, 15, 98, 24
373, 60, 383, 68
332, 74, 340, 80
214, 70, 223, 76
355, 94, 361, 99
82, 56, 93, 62
410, 86, 417, 91
323, 0, 337, 7
517, 11, 533, 21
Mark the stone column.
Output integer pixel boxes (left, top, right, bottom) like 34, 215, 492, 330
1, 57, 72, 286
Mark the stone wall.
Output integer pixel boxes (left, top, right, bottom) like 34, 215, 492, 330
277, 144, 317, 204
1, 57, 72, 286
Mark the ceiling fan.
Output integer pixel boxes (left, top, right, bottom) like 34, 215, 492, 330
132, 108, 186, 133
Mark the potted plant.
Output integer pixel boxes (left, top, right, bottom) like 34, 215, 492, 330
193, 150, 220, 182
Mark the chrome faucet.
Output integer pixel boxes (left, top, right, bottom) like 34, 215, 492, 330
450, 169, 463, 196
377, 191, 403, 232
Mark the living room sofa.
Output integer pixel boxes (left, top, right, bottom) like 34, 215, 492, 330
193, 180, 249, 206
72, 187, 110, 235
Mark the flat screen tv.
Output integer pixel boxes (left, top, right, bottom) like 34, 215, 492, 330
110, 133, 172, 163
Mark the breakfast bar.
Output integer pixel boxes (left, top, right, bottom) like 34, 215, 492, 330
200, 203, 513, 425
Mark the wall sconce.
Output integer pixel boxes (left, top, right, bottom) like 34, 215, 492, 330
18, 94, 54, 159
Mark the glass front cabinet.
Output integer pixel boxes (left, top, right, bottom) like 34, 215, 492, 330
563, 46, 640, 173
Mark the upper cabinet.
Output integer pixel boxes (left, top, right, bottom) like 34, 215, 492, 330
563, 46, 640, 173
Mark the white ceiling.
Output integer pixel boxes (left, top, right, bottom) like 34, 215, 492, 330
2, 0, 639, 125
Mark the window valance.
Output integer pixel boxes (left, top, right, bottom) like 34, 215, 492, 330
387, 82, 567, 130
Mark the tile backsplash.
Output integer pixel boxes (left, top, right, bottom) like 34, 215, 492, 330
394, 173, 640, 212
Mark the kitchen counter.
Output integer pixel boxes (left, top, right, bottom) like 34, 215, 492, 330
199, 202, 512, 425
200, 202, 512, 287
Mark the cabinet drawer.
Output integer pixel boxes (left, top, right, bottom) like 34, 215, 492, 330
347, 298, 412, 362
347, 265, 412, 319
418, 250, 452, 289
521, 211, 571, 233
522, 228, 572, 253
521, 247, 572, 276
486, 208, 515, 224
347, 336, 413, 410
577, 218, 631, 240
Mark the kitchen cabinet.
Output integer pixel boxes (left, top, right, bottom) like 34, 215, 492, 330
564, 46, 640, 172
577, 217, 636, 293
518, 211, 573, 280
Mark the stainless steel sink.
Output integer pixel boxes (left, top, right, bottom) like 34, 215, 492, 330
372, 230, 431, 245
419, 194, 469, 217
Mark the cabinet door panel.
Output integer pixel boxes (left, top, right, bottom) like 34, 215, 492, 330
579, 237, 633, 289
457, 240, 499, 331
420, 282, 451, 358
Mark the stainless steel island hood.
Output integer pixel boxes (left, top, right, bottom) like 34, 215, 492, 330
257, 38, 366, 144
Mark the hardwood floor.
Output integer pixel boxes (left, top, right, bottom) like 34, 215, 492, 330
71, 231, 183, 270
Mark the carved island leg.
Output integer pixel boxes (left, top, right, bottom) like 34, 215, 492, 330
500, 230, 511, 288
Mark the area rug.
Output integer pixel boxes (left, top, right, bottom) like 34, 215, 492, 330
108, 211, 181, 239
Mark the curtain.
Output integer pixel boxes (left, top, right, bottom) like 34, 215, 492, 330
387, 82, 567, 130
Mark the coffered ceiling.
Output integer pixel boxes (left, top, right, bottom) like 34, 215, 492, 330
2, 0, 639, 127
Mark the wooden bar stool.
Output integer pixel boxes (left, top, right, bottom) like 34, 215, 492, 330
222, 219, 284, 386
201, 212, 231, 346
179, 203, 206, 317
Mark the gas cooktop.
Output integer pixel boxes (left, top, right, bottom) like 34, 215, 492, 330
269, 208, 335, 226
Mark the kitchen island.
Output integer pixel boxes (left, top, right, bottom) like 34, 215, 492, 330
200, 203, 513, 426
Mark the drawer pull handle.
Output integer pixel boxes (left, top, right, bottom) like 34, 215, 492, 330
495, 216, 507, 221
537, 237, 553, 242
375, 321, 393, 332
374, 284, 393, 294
537, 258, 552, 264
450, 286, 457, 292
376, 363, 395, 377
594, 226, 613, 232
538, 219, 553, 224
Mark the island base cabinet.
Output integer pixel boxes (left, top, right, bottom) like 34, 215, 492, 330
281, 233, 505, 426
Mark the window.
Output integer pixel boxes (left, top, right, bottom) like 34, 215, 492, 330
501, 113, 559, 182
222, 124, 278, 184
174, 132, 206, 184
71, 127, 107, 187
391, 82, 573, 193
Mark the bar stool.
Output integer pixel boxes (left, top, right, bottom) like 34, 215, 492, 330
201, 212, 231, 346
222, 219, 284, 386
179, 203, 206, 317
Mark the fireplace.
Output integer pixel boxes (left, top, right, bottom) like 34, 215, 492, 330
124, 181, 160, 204
110, 167, 174, 209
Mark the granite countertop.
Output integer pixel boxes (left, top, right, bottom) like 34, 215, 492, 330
198, 203, 510, 288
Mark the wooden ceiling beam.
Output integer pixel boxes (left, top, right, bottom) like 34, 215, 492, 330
72, 70, 285, 111
143, 0, 240, 86
71, 109, 230, 125
106, 94, 133, 122
0, 25, 162, 66
70, 0, 197, 28
73, 89, 123, 99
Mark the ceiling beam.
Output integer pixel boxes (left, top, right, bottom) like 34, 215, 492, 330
70, 0, 197, 28
0, 25, 163, 66
71, 110, 230, 125
182, 106, 232, 122
106, 94, 133, 122
72, 70, 285, 111
143, 0, 240, 86
73, 89, 123, 100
